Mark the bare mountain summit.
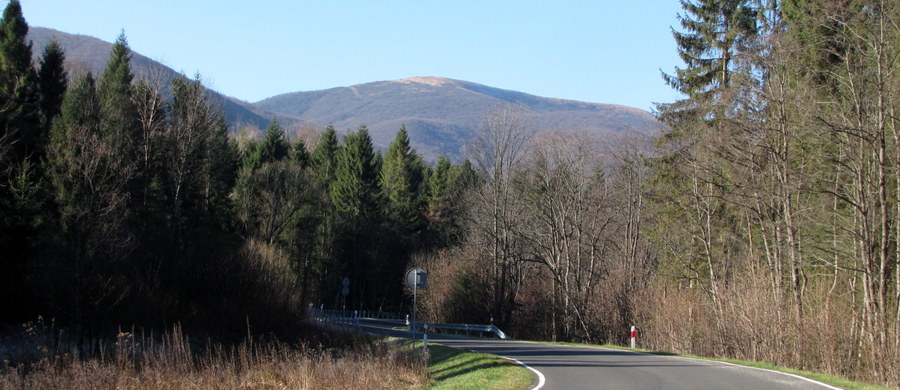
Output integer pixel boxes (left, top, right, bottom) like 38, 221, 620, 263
255, 76, 664, 160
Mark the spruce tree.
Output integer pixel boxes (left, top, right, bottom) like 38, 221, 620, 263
256, 118, 290, 167
381, 126, 424, 238
47, 73, 131, 328
330, 126, 383, 309
662, 0, 757, 101
331, 126, 381, 220
97, 31, 137, 161
290, 137, 310, 168
0, 0, 39, 162
0, 0, 44, 323
37, 39, 67, 132
311, 124, 339, 186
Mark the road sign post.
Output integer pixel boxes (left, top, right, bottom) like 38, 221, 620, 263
341, 277, 349, 312
405, 268, 427, 334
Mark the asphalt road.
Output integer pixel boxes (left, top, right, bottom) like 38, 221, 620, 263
353, 318, 839, 390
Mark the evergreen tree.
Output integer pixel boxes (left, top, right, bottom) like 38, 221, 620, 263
258, 119, 290, 164
0, 0, 44, 323
46, 73, 132, 328
311, 125, 339, 185
290, 137, 310, 168
330, 126, 383, 309
244, 119, 290, 170
0, 0, 39, 161
426, 156, 453, 221
97, 31, 137, 162
331, 126, 381, 220
663, 0, 756, 97
202, 116, 238, 225
381, 126, 425, 239
37, 39, 67, 132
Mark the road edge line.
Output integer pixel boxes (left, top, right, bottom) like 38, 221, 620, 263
670, 356, 843, 390
498, 355, 545, 390
525, 341, 841, 390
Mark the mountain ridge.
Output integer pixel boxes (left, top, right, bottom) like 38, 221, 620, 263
27, 27, 664, 161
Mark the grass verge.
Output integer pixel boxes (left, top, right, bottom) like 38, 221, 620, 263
544, 341, 889, 390
419, 343, 533, 390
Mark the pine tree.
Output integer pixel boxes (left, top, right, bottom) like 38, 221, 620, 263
37, 39, 67, 132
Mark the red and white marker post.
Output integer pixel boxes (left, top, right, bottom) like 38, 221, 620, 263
629, 325, 637, 349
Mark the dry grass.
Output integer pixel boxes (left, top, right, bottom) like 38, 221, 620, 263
632, 277, 899, 388
0, 325, 428, 390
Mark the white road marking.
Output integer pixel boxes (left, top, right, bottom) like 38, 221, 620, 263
500, 355, 546, 390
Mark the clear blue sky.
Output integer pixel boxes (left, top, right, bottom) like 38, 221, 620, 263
20, 1, 684, 111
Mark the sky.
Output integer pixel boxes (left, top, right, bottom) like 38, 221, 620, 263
19, 1, 685, 112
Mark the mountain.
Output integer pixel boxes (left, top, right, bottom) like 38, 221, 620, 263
255, 77, 664, 160
27, 27, 663, 161
27, 27, 272, 130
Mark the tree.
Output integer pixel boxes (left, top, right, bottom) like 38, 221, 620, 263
236, 161, 315, 245
249, 118, 290, 169
465, 105, 535, 327
131, 78, 166, 209
97, 31, 137, 163
514, 131, 614, 342
0, 0, 43, 324
662, 0, 757, 101
330, 126, 384, 309
0, 0, 39, 162
37, 39, 67, 132
381, 125, 425, 240
290, 137, 310, 168
46, 73, 133, 330
311, 125, 339, 185
163, 75, 219, 236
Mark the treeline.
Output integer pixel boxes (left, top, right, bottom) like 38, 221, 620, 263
0, 0, 475, 338
416, 0, 900, 386
644, 0, 899, 384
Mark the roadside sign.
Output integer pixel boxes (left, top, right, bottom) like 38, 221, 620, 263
406, 268, 427, 289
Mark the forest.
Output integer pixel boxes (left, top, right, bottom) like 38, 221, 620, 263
0, 0, 898, 387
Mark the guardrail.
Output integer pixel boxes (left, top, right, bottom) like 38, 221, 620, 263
311, 308, 405, 320
415, 322, 509, 340
309, 309, 509, 340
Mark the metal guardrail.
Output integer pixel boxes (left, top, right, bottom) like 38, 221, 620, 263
309, 309, 509, 340
416, 322, 509, 340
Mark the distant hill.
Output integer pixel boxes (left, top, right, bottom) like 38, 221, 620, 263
255, 77, 665, 160
27, 28, 663, 161
27, 27, 272, 131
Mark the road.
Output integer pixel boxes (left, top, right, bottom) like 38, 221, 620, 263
352, 318, 839, 390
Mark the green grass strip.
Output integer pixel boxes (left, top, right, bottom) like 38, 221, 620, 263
543, 341, 889, 390
422, 343, 533, 390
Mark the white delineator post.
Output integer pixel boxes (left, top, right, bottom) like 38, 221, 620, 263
423, 324, 429, 351
630, 326, 637, 349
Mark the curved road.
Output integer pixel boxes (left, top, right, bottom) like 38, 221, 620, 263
353, 318, 839, 390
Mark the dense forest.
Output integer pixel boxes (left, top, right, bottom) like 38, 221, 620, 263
1, 0, 898, 387
0, 0, 476, 340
